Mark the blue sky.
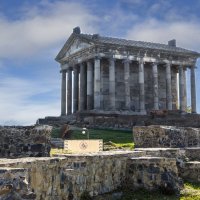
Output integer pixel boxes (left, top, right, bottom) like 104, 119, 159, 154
0, 0, 200, 125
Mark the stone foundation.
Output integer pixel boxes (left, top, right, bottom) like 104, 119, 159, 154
0, 151, 182, 199
133, 125, 200, 148
0, 167, 36, 199
0, 125, 52, 158
126, 157, 182, 194
180, 162, 200, 183
37, 112, 200, 129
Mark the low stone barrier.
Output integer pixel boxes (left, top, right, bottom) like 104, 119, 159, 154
0, 125, 52, 158
133, 125, 200, 148
0, 167, 36, 199
0, 152, 136, 199
126, 157, 183, 194
180, 161, 200, 183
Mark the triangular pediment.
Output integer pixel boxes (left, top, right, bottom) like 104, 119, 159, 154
56, 33, 94, 62
65, 38, 91, 56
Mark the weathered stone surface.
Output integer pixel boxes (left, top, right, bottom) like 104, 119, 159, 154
37, 112, 200, 130
126, 157, 183, 194
0, 151, 144, 200
180, 161, 200, 183
0, 125, 52, 158
133, 125, 200, 148
0, 167, 36, 199
185, 147, 200, 161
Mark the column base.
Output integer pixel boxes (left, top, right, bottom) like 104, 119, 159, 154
140, 110, 147, 115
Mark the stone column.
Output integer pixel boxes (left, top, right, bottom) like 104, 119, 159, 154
179, 65, 184, 112
73, 66, 79, 113
109, 58, 116, 110
124, 59, 131, 109
183, 68, 187, 111
79, 63, 86, 111
67, 68, 72, 115
152, 62, 159, 110
166, 63, 172, 110
139, 58, 145, 113
87, 61, 94, 110
94, 57, 101, 109
61, 70, 66, 116
191, 65, 196, 113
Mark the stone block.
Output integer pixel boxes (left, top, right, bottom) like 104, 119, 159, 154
126, 157, 183, 194
133, 125, 200, 148
0, 167, 36, 199
0, 125, 52, 158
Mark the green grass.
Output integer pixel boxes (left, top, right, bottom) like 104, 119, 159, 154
180, 182, 200, 200
51, 127, 134, 150
112, 182, 200, 200
64, 128, 132, 143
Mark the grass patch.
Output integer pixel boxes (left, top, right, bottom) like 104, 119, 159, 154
119, 182, 200, 200
71, 128, 133, 144
51, 127, 132, 143
51, 127, 134, 151
180, 182, 200, 200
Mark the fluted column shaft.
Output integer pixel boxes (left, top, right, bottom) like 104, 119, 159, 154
73, 66, 79, 113
109, 58, 116, 110
61, 70, 66, 116
124, 59, 131, 109
79, 63, 86, 111
179, 65, 184, 111
94, 57, 101, 109
191, 65, 196, 113
166, 63, 172, 110
139, 58, 145, 113
152, 62, 159, 110
67, 68, 72, 115
183, 68, 187, 111
87, 61, 94, 110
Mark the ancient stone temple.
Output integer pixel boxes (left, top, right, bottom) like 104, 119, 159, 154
56, 27, 199, 116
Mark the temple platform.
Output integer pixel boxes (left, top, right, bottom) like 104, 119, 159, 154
37, 111, 200, 130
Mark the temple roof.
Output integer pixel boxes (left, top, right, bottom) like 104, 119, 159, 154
79, 33, 199, 55
56, 28, 200, 62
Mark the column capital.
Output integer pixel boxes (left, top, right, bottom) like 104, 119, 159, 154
73, 65, 79, 71
150, 60, 158, 66
138, 57, 144, 64
60, 69, 67, 73
108, 56, 116, 62
94, 55, 101, 60
67, 67, 73, 71
164, 62, 171, 67
122, 58, 131, 64
86, 60, 93, 66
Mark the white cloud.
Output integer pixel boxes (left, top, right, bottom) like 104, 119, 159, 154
126, 18, 200, 52
0, 1, 98, 59
0, 75, 60, 125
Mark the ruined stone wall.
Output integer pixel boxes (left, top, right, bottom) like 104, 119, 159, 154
0, 152, 137, 200
180, 161, 200, 183
0, 167, 36, 199
0, 125, 52, 158
133, 125, 200, 148
126, 157, 182, 193
0, 151, 182, 200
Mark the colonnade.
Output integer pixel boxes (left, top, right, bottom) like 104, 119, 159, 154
61, 57, 196, 115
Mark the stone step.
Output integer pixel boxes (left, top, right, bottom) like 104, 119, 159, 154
180, 161, 200, 182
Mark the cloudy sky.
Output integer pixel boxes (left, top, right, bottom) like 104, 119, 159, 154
0, 0, 200, 125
